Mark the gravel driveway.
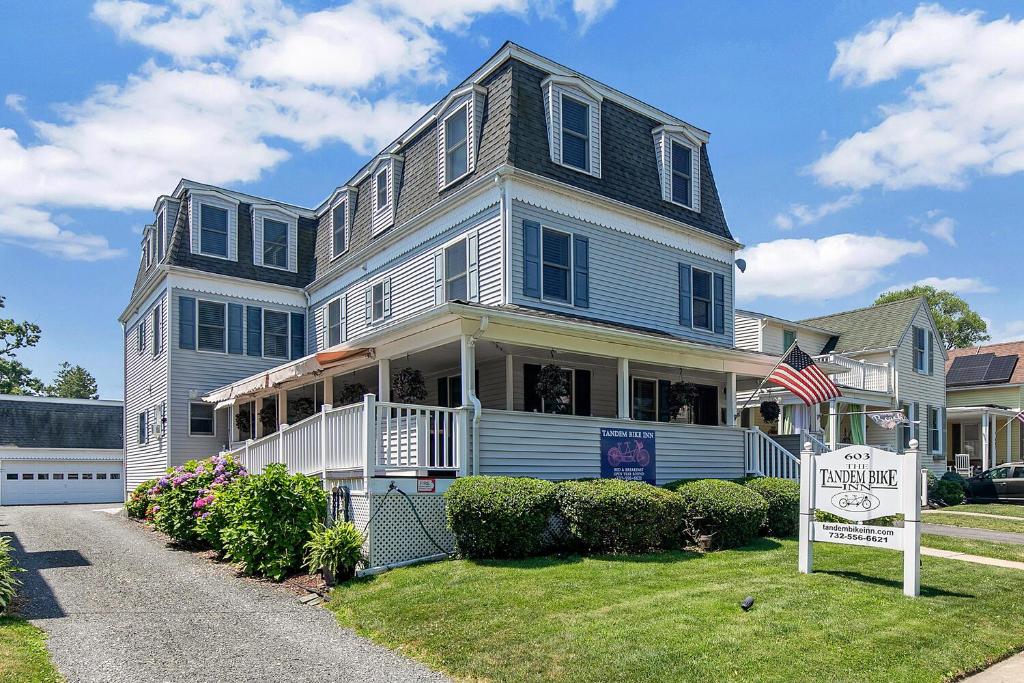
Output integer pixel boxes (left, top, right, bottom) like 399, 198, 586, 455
3, 504, 447, 683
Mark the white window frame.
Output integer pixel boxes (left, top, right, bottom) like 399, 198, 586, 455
152, 303, 162, 356
261, 216, 290, 270
929, 406, 943, 455
325, 296, 344, 348
691, 268, 713, 332
540, 226, 574, 306
559, 92, 591, 173
195, 299, 227, 354
137, 411, 148, 445
252, 205, 298, 272
442, 104, 471, 187
190, 191, 238, 261
330, 198, 349, 260
631, 377, 659, 422
913, 326, 930, 374
541, 76, 602, 178
188, 401, 216, 437
371, 281, 387, 323
444, 235, 469, 302
156, 210, 166, 262
374, 167, 390, 215
262, 308, 290, 360
669, 139, 696, 208
137, 320, 146, 354
198, 203, 231, 259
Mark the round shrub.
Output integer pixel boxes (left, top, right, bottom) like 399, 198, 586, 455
743, 477, 800, 537
669, 479, 768, 550
150, 455, 247, 546
935, 479, 966, 506
126, 479, 157, 519
303, 522, 365, 583
219, 463, 326, 581
444, 476, 557, 558
555, 479, 686, 553
941, 471, 970, 498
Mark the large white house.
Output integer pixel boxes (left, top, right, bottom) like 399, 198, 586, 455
120, 43, 811, 568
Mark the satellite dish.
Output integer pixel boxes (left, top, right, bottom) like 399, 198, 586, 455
735, 258, 747, 273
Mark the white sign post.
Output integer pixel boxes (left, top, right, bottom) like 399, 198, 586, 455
798, 439, 921, 597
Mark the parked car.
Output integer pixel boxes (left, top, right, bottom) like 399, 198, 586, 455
966, 462, 1024, 504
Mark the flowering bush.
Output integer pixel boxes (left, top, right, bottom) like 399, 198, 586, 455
151, 455, 247, 545
126, 479, 158, 519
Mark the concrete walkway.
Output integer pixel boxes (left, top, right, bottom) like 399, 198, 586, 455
922, 523, 1024, 545
923, 509, 1024, 521
921, 546, 1024, 570
965, 651, 1024, 681
3, 504, 447, 683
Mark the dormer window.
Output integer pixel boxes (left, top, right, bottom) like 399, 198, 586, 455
156, 212, 165, 261
541, 75, 602, 178
370, 157, 399, 236
375, 168, 388, 212
332, 201, 347, 257
560, 95, 590, 172
444, 105, 469, 184
653, 126, 704, 212
200, 205, 229, 257
252, 204, 298, 272
189, 190, 238, 261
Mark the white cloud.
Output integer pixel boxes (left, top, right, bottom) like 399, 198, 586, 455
813, 5, 1024, 190
884, 276, 996, 295
2, 0, 614, 261
573, 0, 616, 32
736, 233, 927, 301
773, 193, 860, 230
919, 214, 956, 246
987, 319, 1024, 343
4, 94, 26, 113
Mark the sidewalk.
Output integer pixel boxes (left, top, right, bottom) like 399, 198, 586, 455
964, 651, 1024, 681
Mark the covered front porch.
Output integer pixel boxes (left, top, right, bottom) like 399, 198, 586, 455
207, 304, 793, 489
947, 406, 1021, 476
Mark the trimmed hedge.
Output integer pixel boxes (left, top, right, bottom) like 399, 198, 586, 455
667, 479, 768, 549
743, 477, 800, 537
935, 479, 966, 506
556, 479, 686, 553
444, 476, 557, 558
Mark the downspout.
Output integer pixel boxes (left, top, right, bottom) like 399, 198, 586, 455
498, 171, 512, 306
466, 315, 490, 475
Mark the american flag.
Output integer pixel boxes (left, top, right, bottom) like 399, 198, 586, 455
767, 345, 842, 406
1015, 409, 1024, 426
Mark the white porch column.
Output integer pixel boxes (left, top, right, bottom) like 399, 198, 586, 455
505, 354, 514, 411
377, 358, 391, 402
617, 358, 630, 419
276, 389, 287, 430
828, 400, 838, 450
725, 372, 737, 427
981, 411, 990, 471
322, 376, 334, 408
1007, 417, 1013, 465
460, 335, 476, 406
255, 397, 265, 437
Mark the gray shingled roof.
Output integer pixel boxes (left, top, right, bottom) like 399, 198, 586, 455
799, 298, 924, 353
0, 398, 123, 450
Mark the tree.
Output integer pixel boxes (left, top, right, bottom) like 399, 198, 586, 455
0, 295, 43, 394
0, 358, 44, 395
46, 362, 99, 399
874, 285, 989, 349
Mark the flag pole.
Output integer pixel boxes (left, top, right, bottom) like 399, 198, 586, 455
992, 409, 1024, 436
733, 341, 799, 421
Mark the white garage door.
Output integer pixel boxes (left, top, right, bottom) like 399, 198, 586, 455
2, 460, 124, 505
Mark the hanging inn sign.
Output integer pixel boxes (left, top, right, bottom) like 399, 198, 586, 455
798, 440, 923, 597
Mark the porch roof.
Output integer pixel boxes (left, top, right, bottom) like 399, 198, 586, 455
947, 406, 1022, 420
203, 347, 373, 403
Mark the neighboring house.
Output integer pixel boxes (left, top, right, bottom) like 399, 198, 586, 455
945, 341, 1024, 473
0, 395, 124, 505
735, 297, 948, 473
121, 42, 796, 566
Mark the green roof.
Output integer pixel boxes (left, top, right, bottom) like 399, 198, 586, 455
798, 297, 924, 353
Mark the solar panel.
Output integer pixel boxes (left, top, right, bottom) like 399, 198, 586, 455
947, 353, 994, 387
985, 355, 1018, 383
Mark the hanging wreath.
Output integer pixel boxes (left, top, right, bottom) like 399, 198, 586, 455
392, 367, 427, 404
667, 381, 699, 420
258, 402, 278, 434
234, 410, 252, 436
535, 364, 570, 412
336, 382, 368, 406
759, 400, 781, 424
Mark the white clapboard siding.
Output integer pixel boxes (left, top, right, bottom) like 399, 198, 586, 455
477, 410, 746, 483
124, 289, 169, 489
510, 201, 734, 347
733, 312, 762, 352
892, 302, 948, 473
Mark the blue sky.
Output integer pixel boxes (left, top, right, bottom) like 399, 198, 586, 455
2, 1, 1023, 398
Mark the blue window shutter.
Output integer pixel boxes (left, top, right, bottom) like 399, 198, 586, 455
523, 220, 541, 298
713, 273, 725, 335
468, 232, 480, 302
179, 296, 195, 350
246, 306, 262, 356
573, 235, 589, 308
678, 264, 692, 327
383, 279, 392, 318
364, 288, 372, 322
227, 303, 243, 354
927, 329, 934, 375
433, 252, 444, 305
290, 312, 305, 360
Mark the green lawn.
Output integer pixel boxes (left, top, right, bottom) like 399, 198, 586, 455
922, 535, 1024, 563
925, 512, 1024, 534
951, 503, 1024, 519
0, 617, 61, 683
329, 540, 1024, 682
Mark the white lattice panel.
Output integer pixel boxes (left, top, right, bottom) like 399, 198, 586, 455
366, 493, 455, 568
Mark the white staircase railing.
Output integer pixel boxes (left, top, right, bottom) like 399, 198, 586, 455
745, 426, 800, 480
375, 401, 464, 471
813, 353, 891, 393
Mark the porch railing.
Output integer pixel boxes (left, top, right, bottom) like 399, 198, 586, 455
813, 353, 891, 393
224, 395, 468, 484
745, 426, 800, 480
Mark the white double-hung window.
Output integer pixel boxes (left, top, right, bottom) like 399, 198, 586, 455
560, 95, 590, 172
444, 105, 469, 184
326, 297, 344, 348
541, 75, 602, 177
653, 125, 705, 212
445, 239, 468, 301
